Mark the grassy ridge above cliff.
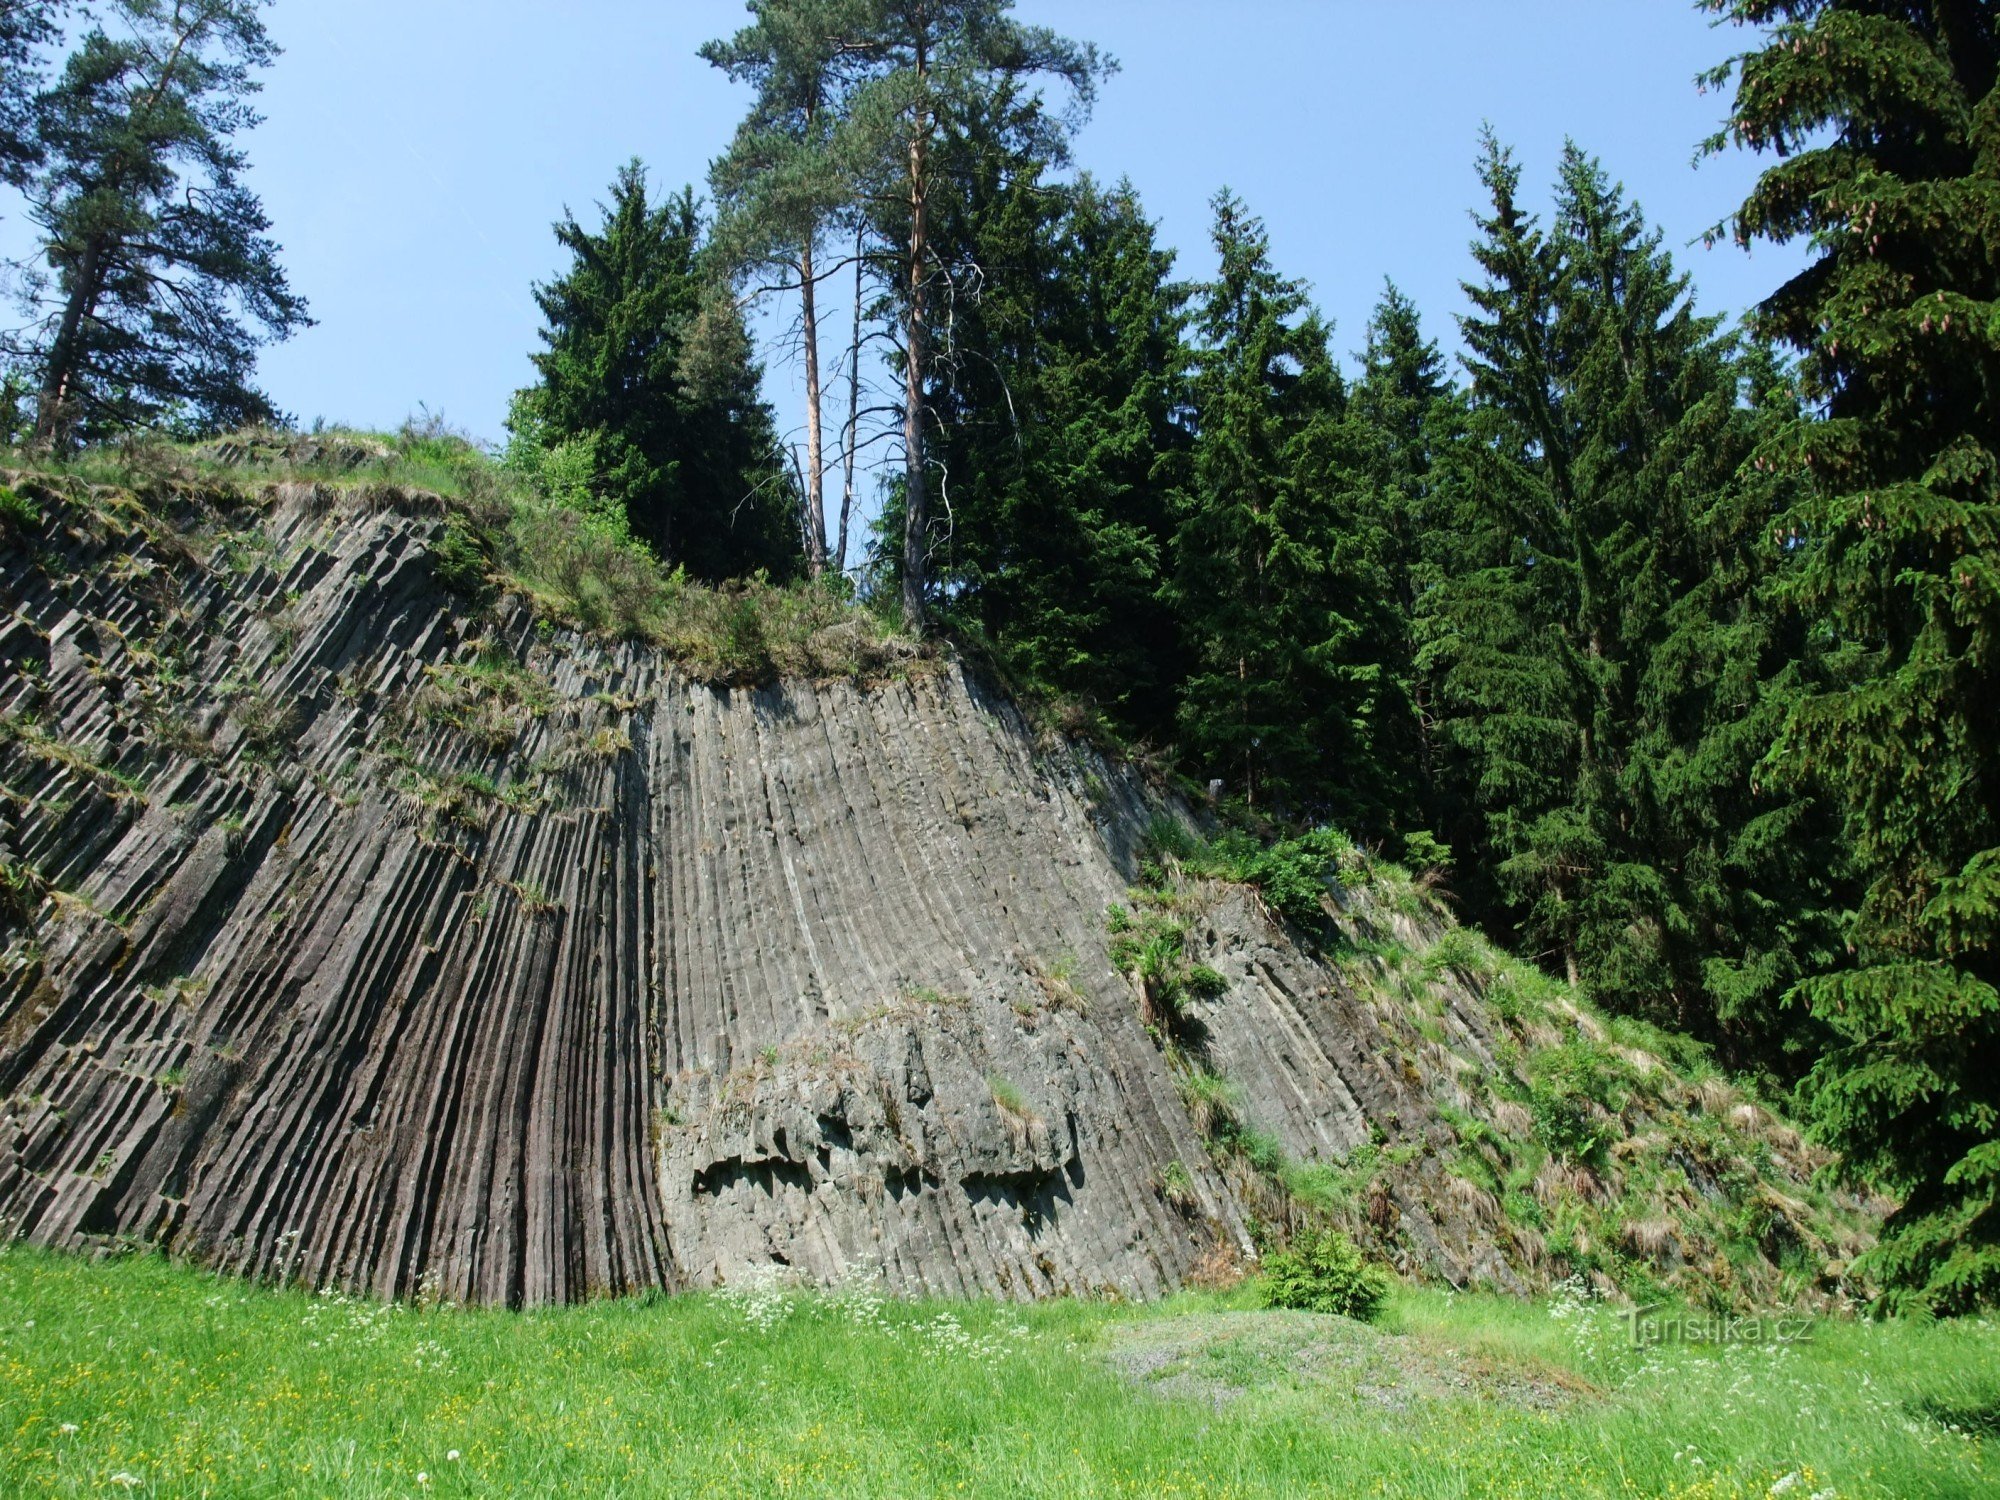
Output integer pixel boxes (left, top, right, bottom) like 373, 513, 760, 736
1, 422, 924, 686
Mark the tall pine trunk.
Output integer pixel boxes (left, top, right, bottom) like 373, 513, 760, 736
800, 236, 827, 578
837, 228, 863, 576
34, 234, 106, 447
34, 20, 201, 447
899, 40, 930, 629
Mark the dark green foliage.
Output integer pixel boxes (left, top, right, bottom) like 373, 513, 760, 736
1168, 192, 1403, 829
1231, 830, 1350, 930
431, 518, 497, 606
1185, 964, 1229, 1001
1145, 817, 1349, 931
0, 0, 60, 186
920, 130, 1191, 742
1354, 283, 1464, 835
1400, 830, 1453, 876
0, 484, 39, 539
1425, 136, 1838, 1071
513, 161, 799, 583
1704, 0, 2000, 1313
1260, 1226, 1390, 1321
14, 0, 310, 444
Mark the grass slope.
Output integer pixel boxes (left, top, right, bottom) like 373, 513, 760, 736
1, 1250, 1992, 1499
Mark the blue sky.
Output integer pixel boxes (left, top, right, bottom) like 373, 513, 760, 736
12, 1, 1803, 448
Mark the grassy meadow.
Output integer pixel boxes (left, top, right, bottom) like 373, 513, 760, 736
0, 1248, 1993, 1498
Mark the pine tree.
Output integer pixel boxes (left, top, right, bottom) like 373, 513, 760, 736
0, 0, 61, 187
1704, 0, 2000, 1310
702, 0, 874, 578
837, 0, 1108, 627
515, 162, 798, 583
1169, 191, 1396, 826
17, 0, 309, 444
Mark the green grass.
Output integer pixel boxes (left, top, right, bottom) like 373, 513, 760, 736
0, 1250, 1992, 1498
1, 424, 923, 686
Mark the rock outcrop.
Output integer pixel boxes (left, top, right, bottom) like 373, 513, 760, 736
0, 476, 1871, 1307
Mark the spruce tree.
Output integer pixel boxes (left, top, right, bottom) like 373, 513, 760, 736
1434, 137, 1836, 1063
1169, 191, 1397, 826
1626, 339, 1846, 1075
1704, 0, 2000, 1310
516, 162, 798, 583
1352, 283, 1463, 848
913, 89, 1191, 738
1002, 175, 1190, 741
18, 0, 309, 444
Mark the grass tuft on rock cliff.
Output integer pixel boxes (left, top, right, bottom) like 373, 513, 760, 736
1116, 817, 1882, 1314
1, 424, 923, 686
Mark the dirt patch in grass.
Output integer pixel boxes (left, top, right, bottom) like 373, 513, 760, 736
1100, 1310, 1592, 1415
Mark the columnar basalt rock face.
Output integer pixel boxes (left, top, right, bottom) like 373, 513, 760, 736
0, 485, 1247, 1304
0, 482, 1866, 1307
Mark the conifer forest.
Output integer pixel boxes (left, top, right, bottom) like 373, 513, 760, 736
0, 3, 1996, 1497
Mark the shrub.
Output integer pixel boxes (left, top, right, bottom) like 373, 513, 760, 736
1401, 829, 1454, 875
0, 484, 39, 538
1260, 1227, 1390, 1321
1147, 822, 1350, 929
1527, 1040, 1628, 1166
431, 517, 497, 604
1186, 964, 1229, 1000
1237, 829, 1350, 926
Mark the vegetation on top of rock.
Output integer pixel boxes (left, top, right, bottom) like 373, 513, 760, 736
1, 422, 923, 686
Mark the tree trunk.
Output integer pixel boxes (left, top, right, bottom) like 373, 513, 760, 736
836, 227, 863, 576
899, 43, 930, 630
34, 234, 105, 448
33, 16, 201, 448
800, 236, 828, 579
